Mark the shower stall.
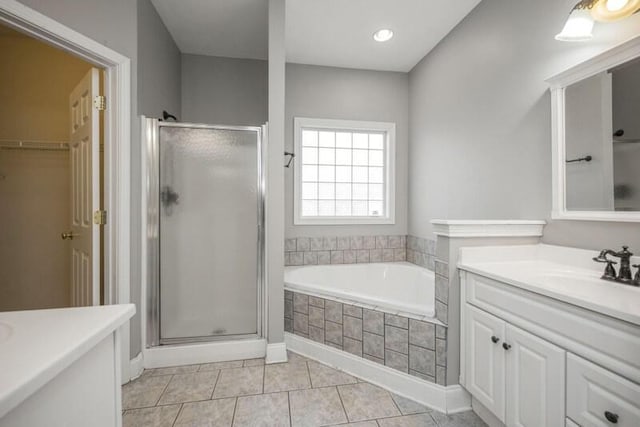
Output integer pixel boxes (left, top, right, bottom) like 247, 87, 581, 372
143, 118, 265, 352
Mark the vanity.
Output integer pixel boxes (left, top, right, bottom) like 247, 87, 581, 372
0, 304, 135, 427
459, 244, 640, 427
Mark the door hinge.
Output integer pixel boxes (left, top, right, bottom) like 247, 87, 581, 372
94, 95, 106, 111
93, 210, 107, 225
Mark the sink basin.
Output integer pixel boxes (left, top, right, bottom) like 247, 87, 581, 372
0, 322, 13, 343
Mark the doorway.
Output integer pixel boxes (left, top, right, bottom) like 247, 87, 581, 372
0, 23, 104, 311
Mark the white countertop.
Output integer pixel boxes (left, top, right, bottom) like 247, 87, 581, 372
458, 244, 640, 326
0, 304, 135, 418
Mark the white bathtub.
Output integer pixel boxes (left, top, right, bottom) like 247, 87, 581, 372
284, 262, 435, 318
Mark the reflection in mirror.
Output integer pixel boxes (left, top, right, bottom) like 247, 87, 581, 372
565, 58, 640, 212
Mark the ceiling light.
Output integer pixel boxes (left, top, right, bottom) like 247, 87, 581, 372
555, 4, 595, 41
373, 29, 393, 42
591, 0, 640, 21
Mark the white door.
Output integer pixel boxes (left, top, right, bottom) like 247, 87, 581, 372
505, 324, 565, 427
66, 68, 100, 306
465, 305, 506, 422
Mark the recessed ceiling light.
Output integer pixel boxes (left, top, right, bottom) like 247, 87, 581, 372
373, 29, 393, 42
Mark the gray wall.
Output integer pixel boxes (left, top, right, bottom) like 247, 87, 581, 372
181, 55, 268, 126
138, 0, 181, 118
267, 0, 286, 346
17, 0, 186, 358
285, 63, 409, 238
17, 0, 143, 357
408, 0, 640, 252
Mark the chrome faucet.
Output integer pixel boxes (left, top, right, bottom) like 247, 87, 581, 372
593, 246, 639, 286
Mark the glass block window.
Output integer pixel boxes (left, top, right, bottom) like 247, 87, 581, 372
294, 118, 395, 225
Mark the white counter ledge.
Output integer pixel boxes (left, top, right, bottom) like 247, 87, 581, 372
0, 304, 135, 422
458, 244, 640, 326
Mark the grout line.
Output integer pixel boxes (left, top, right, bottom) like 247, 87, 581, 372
335, 385, 351, 423
333, 385, 349, 424
210, 369, 221, 400
170, 403, 183, 427
154, 374, 174, 406
230, 397, 238, 426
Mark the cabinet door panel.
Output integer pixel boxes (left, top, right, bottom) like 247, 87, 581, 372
505, 324, 565, 427
567, 353, 640, 427
465, 304, 506, 422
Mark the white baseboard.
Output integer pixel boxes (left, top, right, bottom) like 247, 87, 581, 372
143, 338, 266, 369
285, 333, 470, 414
265, 342, 288, 364
129, 352, 144, 380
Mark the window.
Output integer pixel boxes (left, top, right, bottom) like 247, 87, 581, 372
294, 117, 395, 225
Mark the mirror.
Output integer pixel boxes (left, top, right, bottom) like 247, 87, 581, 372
548, 36, 640, 222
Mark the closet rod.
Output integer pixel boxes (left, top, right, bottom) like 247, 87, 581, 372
0, 139, 69, 151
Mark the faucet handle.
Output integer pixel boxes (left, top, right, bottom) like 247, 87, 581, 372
633, 264, 640, 287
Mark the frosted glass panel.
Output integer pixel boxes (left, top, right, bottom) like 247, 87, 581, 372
159, 126, 259, 341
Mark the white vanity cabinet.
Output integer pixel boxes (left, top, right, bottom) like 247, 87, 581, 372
460, 270, 640, 427
465, 304, 565, 426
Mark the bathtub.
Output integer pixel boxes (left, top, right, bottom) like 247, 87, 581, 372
284, 262, 435, 318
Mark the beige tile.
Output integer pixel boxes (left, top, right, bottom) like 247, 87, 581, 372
430, 411, 487, 427
333, 422, 378, 427
151, 364, 200, 376
243, 358, 265, 367
287, 350, 311, 364
122, 374, 172, 409
199, 360, 244, 371
376, 413, 437, 426
233, 392, 290, 427
174, 398, 236, 426
123, 405, 180, 427
391, 394, 432, 415
213, 366, 264, 398
308, 361, 358, 388
158, 370, 219, 405
338, 383, 400, 422
290, 387, 348, 426
264, 361, 311, 392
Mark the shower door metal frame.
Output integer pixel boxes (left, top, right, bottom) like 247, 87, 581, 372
144, 118, 265, 347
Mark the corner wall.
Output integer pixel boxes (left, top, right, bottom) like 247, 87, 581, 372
408, 0, 640, 252
285, 63, 409, 238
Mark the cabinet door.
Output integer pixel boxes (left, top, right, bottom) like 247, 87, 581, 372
505, 324, 565, 427
465, 305, 506, 422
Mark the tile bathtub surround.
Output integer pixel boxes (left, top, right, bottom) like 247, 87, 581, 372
122, 352, 487, 427
285, 234, 407, 266
285, 290, 449, 385
406, 235, 437, 271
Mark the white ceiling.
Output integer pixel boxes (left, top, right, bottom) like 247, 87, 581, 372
152, 0, 481, 72
286, 0, 481, 72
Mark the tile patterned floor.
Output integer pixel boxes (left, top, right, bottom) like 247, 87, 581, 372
122, 351, 487, 427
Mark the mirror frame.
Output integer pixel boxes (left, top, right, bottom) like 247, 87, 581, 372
547, 35, 640, 222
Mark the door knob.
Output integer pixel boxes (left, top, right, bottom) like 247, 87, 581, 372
61, 231, 79, 240
502, 342, 512, 350
491, 336, 500, 343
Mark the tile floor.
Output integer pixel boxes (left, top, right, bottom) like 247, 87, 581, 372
122, 351, 486, 427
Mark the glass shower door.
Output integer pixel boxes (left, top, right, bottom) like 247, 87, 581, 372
158, 124, 262, 343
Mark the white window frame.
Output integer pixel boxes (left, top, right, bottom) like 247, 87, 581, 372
293, 117, 396, 225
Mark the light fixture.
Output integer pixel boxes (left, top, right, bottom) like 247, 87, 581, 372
591, 0, 640, 21
373, 29, 394, 42
555, 2, 595, 41
556, 0, 640, 42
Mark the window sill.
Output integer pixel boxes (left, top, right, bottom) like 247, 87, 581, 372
293, 217, 395, 226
